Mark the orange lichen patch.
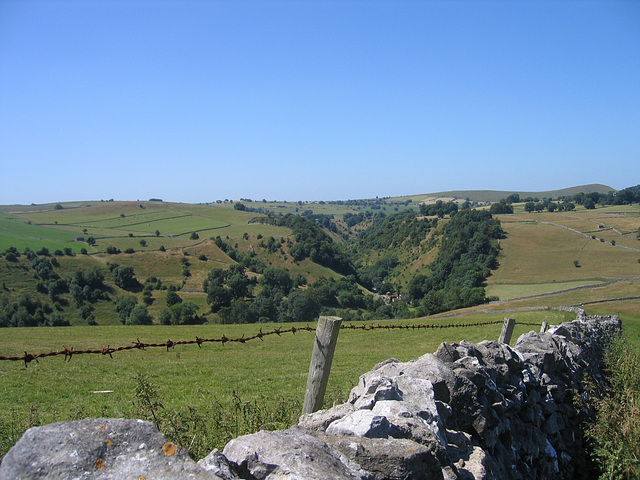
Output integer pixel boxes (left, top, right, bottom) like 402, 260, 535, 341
105, 439, 112, 446
138, 477, 147, 480
99, 425, 106, 430
162, 442, 178, 456
95, 458, 105, 469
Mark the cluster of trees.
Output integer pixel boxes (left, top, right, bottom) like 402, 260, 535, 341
0, 293, 70, 327
159, 289, 202, 325
115, 295, 153, 325
357, 210, 438, 250
300, 210, 338, 233
108, 264, 141, 291
419, 200, 461, 218
407, 209, 505, 315
343, 211, 385, 228
67, 267, 109, 307
523, 200, 575, 213
562, 185, 640, 208
498, 185, 640, 213
358, 255, 400, 294
265, 215, 355, 276
214, 236, 266, 274
202, 264, 400, 324
489, 201, 514, 214
0, 247, 112, 327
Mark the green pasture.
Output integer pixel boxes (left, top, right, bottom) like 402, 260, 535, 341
0, 233, 89, 255
486, 279, 610, 301
491, 214, 640, 284
0, 311, 559, 455
0, 218, 79, 242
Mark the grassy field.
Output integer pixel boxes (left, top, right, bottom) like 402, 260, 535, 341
1, 197, 639, 460
0, 310, 567, 457
491, 211, 640, 285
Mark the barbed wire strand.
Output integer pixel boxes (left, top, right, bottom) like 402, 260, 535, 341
0, 320, 541, 367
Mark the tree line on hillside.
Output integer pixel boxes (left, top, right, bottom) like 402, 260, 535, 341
0, 205, 507, 327
199, 208, 505, 324
492, 184, 640, 213
407, 209, 504, 315
0, 248, 112, 327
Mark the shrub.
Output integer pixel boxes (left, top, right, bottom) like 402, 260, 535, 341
584, 337, 640, 479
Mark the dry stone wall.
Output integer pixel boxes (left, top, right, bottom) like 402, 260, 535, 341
0, 313, 621, 480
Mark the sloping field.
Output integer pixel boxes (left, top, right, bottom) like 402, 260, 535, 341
492, 216, 640, 284
487, 207, 640, 310
0, 218, 77, 241
486, 279, 609, 301
394, 184, 614, 204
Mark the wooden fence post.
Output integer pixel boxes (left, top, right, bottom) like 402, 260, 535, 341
499, 317, 516, 344
303, 316, 342, 415
540, 321, 548, 333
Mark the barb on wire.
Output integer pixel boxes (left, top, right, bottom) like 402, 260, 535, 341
0, 319, 534, 366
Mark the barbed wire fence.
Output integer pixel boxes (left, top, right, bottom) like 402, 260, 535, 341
0, 319, 541, 367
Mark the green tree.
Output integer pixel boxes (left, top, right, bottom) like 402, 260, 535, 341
259, 268, 292, 296
113, 265, 139, 290
116, 296, 138, 323
278, 290, 320, 323
127, 305, 153, 325
159, 301, 200, 325
166, 290, 182, 307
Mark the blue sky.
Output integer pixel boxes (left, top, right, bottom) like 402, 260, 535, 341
1, 0, 638, 204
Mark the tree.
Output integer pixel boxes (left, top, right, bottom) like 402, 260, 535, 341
524, 202, 536, 213
166, 290, 182, 307
159, 301, 201, 325
278, 290, 320, 323
113, 265, 139, 290
127, 305, 153, 325
234, 202, 246, 211
190, 232, 199, 240
139, 239, 147, 247
116, 296, 138, 323
259, 268, 293, 296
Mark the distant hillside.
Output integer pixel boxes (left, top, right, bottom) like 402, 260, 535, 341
396, 184, 616, 204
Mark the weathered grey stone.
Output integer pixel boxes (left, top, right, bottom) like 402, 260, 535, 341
326, 409, 391, 438
298, 403, 356, 432
316, 433, 447, 480
0, 418, 222, 480
222, 428, 370, 480
198, 449, 244, 479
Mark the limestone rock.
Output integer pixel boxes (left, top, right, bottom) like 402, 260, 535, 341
0, 418, 222, 480
222, 427, 370, 479
317, 432, 447, 480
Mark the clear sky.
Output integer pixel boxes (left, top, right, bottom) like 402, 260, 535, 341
1, 0, 638, 204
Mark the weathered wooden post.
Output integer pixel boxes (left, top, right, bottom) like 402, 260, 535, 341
499, 317, 516, 344
540, 321, 548, 333
303, 316, 342, 415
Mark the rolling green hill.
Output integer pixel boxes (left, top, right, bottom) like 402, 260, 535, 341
0, 186, 638, 330
1, 188, 639, 462
393, 183, 616, 204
